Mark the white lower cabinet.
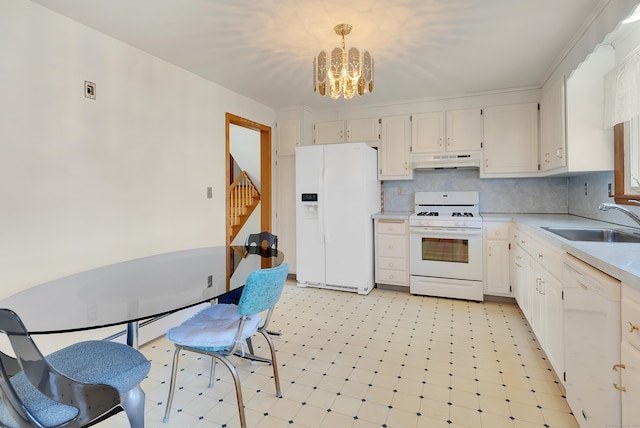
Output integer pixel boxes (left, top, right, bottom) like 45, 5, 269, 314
510, 225, 564, 380
511, 242, 530, 318
511, 226, 531, 317
374, 218, 409, 287
620, 283, 640, 427
621, 342, 640, 426
538, 264, 564, 377
484, 221, 511, 296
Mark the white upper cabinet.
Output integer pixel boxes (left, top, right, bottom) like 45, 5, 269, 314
347, 118, 380, 143
379, 115, 413, 180
314, 118, 380, 145
411, 111, 445, 153
446, 108, 484, 152
314, 120, 345, 145
277, 119, 301, 156
539, 75, 566, 172
564, 45, 614, 174
411, 108, 482, 154
481, 103, 539, 177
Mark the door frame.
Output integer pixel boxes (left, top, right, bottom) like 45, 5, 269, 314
225, 113, 272, 246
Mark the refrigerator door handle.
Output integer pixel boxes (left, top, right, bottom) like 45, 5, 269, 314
318, 167, 325, 243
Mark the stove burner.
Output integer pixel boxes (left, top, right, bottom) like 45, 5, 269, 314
452, 212, 474, 217
417, 211, 438, 216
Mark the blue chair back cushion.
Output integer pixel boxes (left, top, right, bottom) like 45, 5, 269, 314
237, 263, 289, 316
0, 340, 150, 428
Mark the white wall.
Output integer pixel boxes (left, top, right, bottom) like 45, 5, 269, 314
0, 0, 276, 300
230, 124, 261, 191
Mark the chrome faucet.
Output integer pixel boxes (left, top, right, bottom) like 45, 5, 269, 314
598, 201, 640, 227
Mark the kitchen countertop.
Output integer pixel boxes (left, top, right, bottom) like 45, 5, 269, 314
372, 211, 412, 220
483, 213, 640, 288
372, 211, 640, 288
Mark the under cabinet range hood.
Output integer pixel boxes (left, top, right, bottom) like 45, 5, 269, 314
412, 151, 481, 169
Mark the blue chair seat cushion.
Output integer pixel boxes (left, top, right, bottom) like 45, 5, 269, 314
166, 304, 261, 350
0, 340, 150, 428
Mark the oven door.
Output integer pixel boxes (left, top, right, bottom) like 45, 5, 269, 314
409, 226, 483, 281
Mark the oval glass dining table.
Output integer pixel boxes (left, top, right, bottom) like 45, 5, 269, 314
0, 246, 284, 347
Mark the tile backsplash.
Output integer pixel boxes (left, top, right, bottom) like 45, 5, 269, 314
382, 168, 568, 213
382, 168, 640, 228
569, 171, 640, 228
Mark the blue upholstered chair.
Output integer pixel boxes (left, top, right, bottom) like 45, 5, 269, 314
163, 262, 290, 428
0, 308, 150, 428
221, 231, 282, 345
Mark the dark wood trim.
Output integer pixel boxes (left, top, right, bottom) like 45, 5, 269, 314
225, 112, 272, 243
613, 122, 639, 205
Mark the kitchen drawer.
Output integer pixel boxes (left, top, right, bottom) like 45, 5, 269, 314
377, 234, 407, 258
622, 293, 640, 351
529, 237, 563, 280
485, 222, 509, 240
377, 268, 407, 285
376, 220, 406, 235
377, 256, 405, 271
512, 227, 531, 253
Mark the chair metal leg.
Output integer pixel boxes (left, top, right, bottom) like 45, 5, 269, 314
121, 385, 146, 428
214, 355, 247, 428
163, 346, 183, 423
208, 357, 216, 388
260, 330, 282, 398
245, 336, 255, 354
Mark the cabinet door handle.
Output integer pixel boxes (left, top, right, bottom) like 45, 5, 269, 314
612, 363, 626, 371
538, 253, 544, 259
613, 383, 627, 392
629, 322, 640, 333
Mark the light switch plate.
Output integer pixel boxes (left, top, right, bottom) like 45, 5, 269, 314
84, 80, 96, 100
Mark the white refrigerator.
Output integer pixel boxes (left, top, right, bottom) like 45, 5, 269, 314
295, 142, 380, 295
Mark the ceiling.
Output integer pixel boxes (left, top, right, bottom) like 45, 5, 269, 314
31, 0, 620, 111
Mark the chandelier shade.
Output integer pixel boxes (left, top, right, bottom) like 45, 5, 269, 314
313, 24, 374, 99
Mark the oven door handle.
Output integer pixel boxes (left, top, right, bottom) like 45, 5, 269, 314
409, 227, 483, 237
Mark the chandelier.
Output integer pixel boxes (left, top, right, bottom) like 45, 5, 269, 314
313, 24, 374, 99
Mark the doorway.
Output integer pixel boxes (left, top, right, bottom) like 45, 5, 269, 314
225, 113, 272, 246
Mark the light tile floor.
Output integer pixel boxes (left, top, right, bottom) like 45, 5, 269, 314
99, 280, 578, 427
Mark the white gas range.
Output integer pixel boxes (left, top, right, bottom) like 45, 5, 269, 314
409, 191, 484, 301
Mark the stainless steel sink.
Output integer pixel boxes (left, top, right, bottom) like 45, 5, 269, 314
542, 227, 640, 243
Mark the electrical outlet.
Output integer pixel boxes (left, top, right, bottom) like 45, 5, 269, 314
207, 187, 213, 198
608, 183, 613, 197
584, 183, 588, 196
207, 275, 213, 288
84, 80, 96, 100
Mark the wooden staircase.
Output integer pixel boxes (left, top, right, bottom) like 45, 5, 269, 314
229, 171, 260, 242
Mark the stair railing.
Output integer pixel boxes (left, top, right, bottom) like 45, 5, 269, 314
229, 171, 260, 241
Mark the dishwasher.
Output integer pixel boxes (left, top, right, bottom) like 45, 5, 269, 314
563, 254, 621, 428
